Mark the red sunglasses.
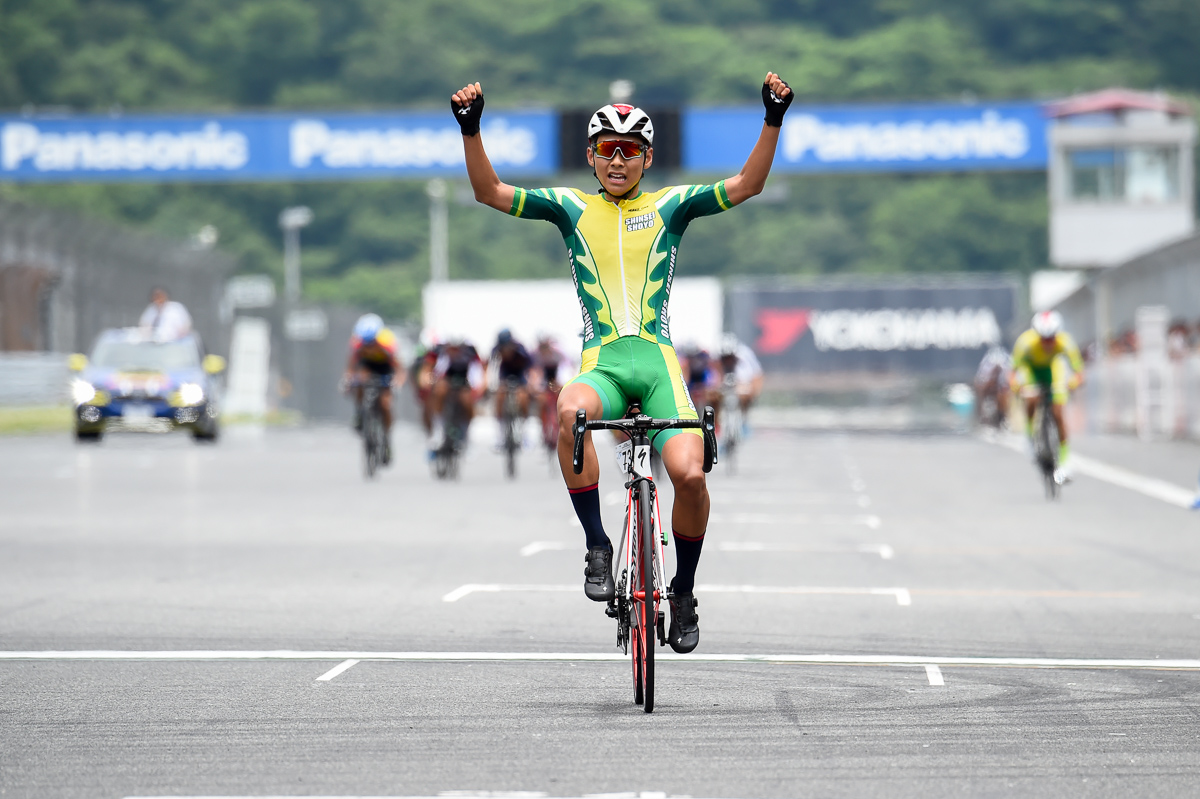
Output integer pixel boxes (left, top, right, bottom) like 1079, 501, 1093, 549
592, 139, 647, 160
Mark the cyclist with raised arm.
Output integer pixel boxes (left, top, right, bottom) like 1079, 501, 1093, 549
451, 72, 793, 653
1010, 311, 1085, 483
343, 313, 402, 464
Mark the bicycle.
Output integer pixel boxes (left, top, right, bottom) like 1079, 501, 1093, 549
540, 382, 561, 465
357, 375, 390, 480
500, 377, 523, 479
717, 374, 742, 475
572, 404, 717, 713
433, 376, 470, 480
1029, 384, 1060, 500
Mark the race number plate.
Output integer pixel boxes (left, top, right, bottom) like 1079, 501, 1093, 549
615, 439, 633, 473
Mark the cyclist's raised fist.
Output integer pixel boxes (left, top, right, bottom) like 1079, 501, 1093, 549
451, 82, 485, 136
762, 72, 793, 128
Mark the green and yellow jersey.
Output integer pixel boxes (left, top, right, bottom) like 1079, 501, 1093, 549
1012, 329, 1084, 375
1011, 328, 1084, 404
507, 181, 733, 446
508, 182, 732, 351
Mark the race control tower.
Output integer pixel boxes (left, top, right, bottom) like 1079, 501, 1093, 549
1048, 88, 1196, 269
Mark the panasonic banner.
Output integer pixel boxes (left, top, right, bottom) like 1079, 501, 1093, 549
728, 278, 1021, 376
685, 102, 1047, 173
0, 110, 557, 182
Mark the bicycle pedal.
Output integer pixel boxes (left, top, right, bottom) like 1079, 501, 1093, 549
605, 602, 620, 619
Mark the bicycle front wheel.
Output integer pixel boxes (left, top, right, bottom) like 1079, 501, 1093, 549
363, 411, 379, 479
638, 484, 655, 713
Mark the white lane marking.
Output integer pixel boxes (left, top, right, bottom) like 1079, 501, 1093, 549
718, 542, 894, 560
709, 513, 881, 529
316, 659, 359, 682
925, 664, 945, 686
992, 434, 1194, 509
126, 795, 718, 799
443, 584, 578, 602
708, 492, 865, 505
442, 583, 911, 605
520, 541, 572, 557
1071, 454, 1194, 509
8, 651, 1200, 670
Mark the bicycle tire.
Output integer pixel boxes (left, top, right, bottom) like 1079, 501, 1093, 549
1038, 394, 1059, 500
505, 417, 518, 479
629, 492, 644, 707
638, 483, 655, 713
363, 408, 379, 479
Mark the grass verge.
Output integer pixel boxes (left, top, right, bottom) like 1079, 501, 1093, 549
0, 405, 73, 435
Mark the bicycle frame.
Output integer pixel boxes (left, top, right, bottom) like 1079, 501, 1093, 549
612, 427, 669, 625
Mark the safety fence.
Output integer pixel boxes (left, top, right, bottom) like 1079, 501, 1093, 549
1080, 354, 1200, 440
0, 198, 235, 356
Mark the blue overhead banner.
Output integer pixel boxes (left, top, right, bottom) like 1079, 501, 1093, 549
0, 110, 558, 182
685, 102, 1047, 173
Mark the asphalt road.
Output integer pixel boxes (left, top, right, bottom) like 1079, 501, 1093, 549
2, 421, 1200, 798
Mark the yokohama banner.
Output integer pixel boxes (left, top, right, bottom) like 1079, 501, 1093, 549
728, 277, 1021, 376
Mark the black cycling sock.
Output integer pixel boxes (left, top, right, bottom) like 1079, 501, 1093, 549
569, 484, 611, 551
672, 529, 705, 595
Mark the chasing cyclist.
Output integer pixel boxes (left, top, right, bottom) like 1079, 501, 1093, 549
488, 329, 535, 448
715, 333, 764, 433
343, 313, 403, 465
452, 72, 794, 653
430, 338, 484, 452
1010, 311, 1085, 483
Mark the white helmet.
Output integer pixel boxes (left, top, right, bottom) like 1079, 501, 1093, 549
354, 313, 384, 342
1032, 310, 1063, 338
719, 333, 740, 357
588, 103, 654, 145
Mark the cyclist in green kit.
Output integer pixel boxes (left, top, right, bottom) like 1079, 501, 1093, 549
451, 74, 793, 653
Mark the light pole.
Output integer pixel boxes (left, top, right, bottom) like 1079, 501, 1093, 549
279, 206, 313, 303
427, 179, 448, 282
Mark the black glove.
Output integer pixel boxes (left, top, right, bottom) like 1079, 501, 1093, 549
762, 81, 793, 127
452, 91, 484, 137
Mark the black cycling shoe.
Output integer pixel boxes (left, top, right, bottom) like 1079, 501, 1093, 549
668, 589, 700, 654
583, 546, 615, 602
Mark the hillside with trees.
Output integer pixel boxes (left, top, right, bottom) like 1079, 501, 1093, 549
1, 0, 1197, 319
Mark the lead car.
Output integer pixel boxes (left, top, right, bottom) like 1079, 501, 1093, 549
69, 328, 225, 443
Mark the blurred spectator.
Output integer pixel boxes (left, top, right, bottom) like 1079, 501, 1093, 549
138, 287, 192, 341
1168, 321, 1190, 360
1109, 329, 1137, 356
